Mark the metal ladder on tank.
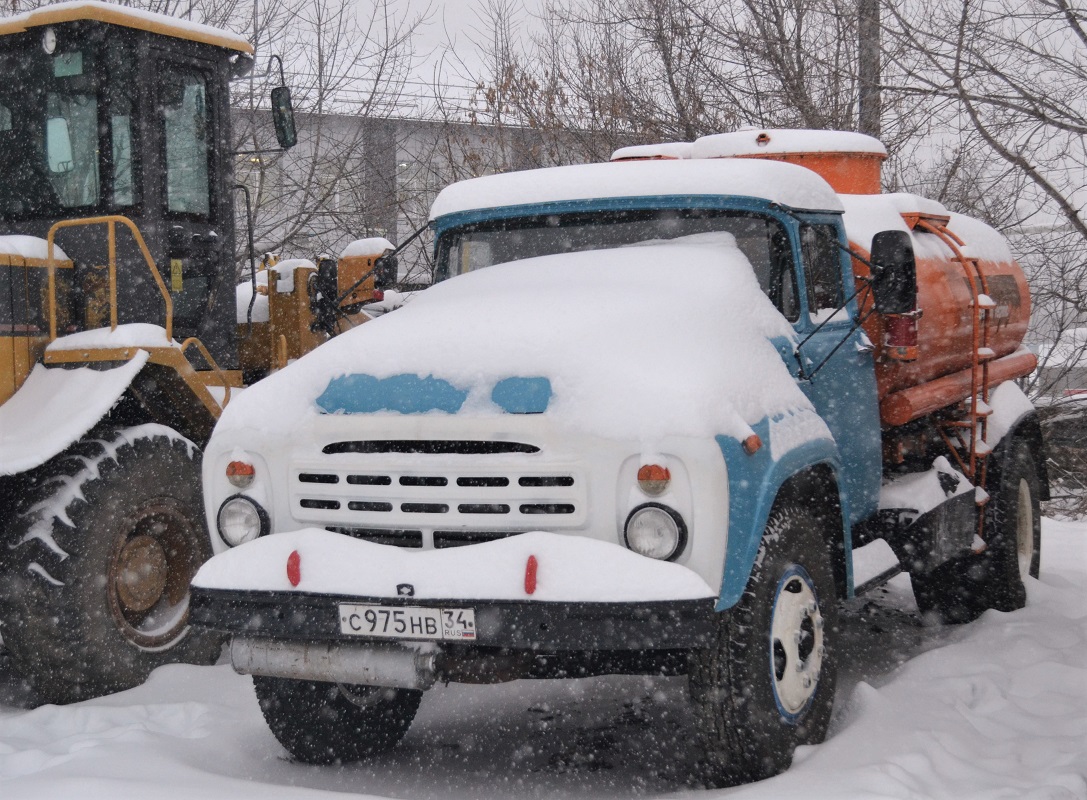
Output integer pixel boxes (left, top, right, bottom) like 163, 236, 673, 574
916, 218, 994, 545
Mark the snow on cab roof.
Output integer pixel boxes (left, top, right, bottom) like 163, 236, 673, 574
610, 142, 693, 161
693, 129, 887, 158
429, 158, 843, 221
0, 1, 253, 54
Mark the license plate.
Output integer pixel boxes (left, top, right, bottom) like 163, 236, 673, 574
339, 603, 477, 641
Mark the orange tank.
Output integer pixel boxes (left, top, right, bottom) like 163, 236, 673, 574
844, 207, 1034, 427
640, 129, 1037, 429
721, 129, 1036, 428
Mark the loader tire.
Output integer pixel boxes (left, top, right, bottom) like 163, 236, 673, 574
689, 503, 838, 786
911, 437, 1040, 625
0, 426, 222, 704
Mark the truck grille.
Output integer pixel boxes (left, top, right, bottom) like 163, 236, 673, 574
325, 527, 525, 549
292, 455, 585, 548
322, 440, 540, 455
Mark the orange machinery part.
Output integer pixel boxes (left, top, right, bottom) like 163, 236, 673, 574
879, 349, 1037, 427
735, 151, 884, 194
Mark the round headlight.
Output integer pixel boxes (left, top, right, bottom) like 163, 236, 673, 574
623, 503, 686, 561
217, 495, 269, 546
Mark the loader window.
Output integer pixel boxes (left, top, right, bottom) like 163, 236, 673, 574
159, 68, 211, 216
106, 41, 138, 208
44, 49, 101, 208
0, 41, 138, 218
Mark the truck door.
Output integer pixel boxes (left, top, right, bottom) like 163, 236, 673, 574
793, 220, 882, 524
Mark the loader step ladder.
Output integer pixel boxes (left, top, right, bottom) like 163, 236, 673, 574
916, 217, 992, 544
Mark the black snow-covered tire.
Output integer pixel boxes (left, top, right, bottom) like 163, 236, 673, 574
689, 503, 839, 786
911, 437, 1041, 624
0, 426, 222, 704
253, 676, 423, 764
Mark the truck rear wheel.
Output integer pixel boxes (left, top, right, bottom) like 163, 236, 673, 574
253, 676, 423, 764
911, 437, 1040, 624
0, 427, 222, 704
689, 504, 838, 786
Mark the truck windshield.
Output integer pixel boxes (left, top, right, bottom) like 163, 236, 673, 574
0, 38, 136, 219
435, 208, 799, 319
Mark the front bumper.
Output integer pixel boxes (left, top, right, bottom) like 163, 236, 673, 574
189, 587, 716, 651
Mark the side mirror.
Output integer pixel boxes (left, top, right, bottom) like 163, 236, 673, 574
374, 254, 398, 289
270, 86, 296, 149
870, 230, 917, 314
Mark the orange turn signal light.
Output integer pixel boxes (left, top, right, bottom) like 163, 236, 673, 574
226, 460, 256, 488
637, 464, 671, 496
742, 435, 763, 455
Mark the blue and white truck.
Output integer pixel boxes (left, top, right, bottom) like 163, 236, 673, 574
188, 130, 1046, 784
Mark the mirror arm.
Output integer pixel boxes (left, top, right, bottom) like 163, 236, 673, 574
233, 184, 258, 338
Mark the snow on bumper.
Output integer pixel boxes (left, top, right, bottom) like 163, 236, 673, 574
189, 529, 718, 651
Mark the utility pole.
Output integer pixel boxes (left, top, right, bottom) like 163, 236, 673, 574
858, 0, 881, 138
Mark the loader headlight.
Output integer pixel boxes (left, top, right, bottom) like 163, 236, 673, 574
217, 495, 269, 546
623, 503, 686, 561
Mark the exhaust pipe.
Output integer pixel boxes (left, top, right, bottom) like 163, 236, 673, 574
230, 637, 437, 690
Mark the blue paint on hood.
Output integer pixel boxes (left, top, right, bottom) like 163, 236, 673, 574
315, 374, 553, 415
316, 374, 468, 414
491, 377, 552, 414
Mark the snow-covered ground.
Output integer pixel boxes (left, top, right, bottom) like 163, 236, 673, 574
1, 517, 1084, 799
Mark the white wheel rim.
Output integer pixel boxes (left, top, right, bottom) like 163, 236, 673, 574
769, 565, 825, 719
1016, 478, 1034, 578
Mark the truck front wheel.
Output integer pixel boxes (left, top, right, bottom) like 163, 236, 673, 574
0, 427, 222, 704
253, 676, 423, 764
689, 504, 839, 786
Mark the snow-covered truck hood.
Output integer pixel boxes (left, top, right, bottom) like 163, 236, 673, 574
211, 235, 814, 447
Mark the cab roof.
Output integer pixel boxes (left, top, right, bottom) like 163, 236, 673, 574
429, 157, 844, 221
0, 1, 253, 54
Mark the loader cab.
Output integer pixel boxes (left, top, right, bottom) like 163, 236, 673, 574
0, 3, 254, 368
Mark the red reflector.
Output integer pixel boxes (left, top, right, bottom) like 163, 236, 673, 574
884, 314, 919, 362
742, 434, 763, 455
885, 314, 918, 347
287, 550, 301, 587
372, 289, 385, 302
525, 555, 538, 595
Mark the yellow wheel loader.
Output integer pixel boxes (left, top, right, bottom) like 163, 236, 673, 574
0, 2, 391, 704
